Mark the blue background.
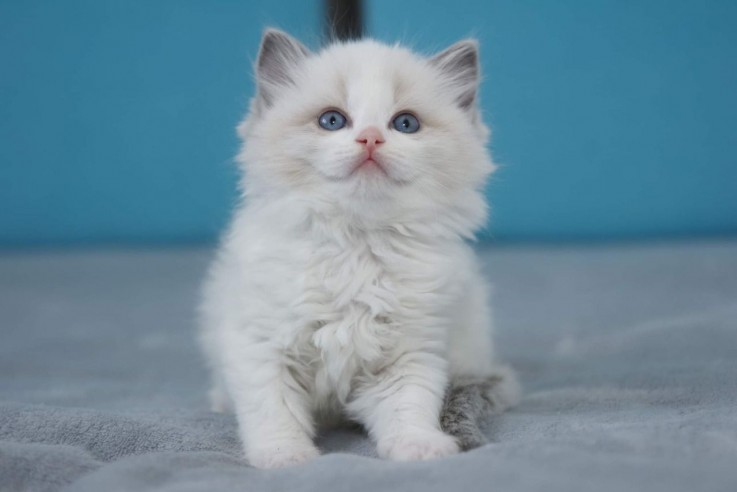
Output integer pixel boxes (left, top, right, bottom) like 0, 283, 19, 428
1, 0, 736, 246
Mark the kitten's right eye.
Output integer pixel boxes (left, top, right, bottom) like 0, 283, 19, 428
318, 110, 347, 131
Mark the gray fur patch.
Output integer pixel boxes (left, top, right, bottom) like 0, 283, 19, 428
440, 374, 507, 451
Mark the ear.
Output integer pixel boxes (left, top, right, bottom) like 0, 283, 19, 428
256, 29, 311, 107
429, 39, 480, 110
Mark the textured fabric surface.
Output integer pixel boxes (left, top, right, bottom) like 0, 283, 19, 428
1, 241, 736, 491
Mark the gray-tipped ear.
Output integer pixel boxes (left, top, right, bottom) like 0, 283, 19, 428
430, 40, 480, 110
256, 29, 311, 107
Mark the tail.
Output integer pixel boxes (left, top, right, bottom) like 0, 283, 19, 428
440, 366, 521, 450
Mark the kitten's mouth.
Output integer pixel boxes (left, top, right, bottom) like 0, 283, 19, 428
351, 155, 389, 177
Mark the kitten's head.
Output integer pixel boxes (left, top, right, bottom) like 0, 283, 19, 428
238, 29, 494, 234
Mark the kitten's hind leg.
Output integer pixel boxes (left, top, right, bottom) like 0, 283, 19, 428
441, 367, 520, 450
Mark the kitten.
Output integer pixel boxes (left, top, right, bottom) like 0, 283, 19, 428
199, 29, 519, 469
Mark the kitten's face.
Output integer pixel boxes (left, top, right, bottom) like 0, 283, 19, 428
240, 30, 493, 218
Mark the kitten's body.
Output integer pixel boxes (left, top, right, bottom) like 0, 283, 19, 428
199, 30, 518, 469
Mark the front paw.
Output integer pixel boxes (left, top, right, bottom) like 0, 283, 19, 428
248, 441, 320, 469
378, 429, 460, 461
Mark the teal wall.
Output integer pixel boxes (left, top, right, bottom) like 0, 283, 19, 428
369, 0, 737, 240
0, 0, 319, 246
1, 1, 736, 246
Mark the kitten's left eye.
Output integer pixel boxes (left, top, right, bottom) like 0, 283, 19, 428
392, 113, 420, 133
318, 110, 347, 131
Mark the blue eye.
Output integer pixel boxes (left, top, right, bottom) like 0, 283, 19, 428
318, 110, 347, 131
392, 113, 420, 133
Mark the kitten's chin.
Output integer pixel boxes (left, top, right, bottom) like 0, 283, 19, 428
347, 161, 414, 198
351, 157, 389, 177
315, 168, 404, 202
316, 157, 409, 190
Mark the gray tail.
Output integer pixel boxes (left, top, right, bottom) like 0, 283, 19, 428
440, 366, 521, 450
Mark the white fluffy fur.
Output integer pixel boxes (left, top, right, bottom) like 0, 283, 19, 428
199, 30, 511, 469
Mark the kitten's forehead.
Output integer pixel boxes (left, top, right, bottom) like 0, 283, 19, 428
313, 41, 428, 121
344, 67, 396, 123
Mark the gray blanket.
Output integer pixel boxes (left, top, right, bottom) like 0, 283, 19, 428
1, 241, 736, 491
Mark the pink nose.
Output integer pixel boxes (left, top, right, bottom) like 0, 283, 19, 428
356, 127, 385, 152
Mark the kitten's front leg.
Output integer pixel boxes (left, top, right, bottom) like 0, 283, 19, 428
225, 344, 319, 469
349, 353, 459, 461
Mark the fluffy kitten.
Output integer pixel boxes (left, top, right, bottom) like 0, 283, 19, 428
199, 29, 519, 469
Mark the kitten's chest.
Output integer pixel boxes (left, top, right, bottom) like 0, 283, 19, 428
306, 242, 399, 320
302, 241, 400, 354
292, 237, 408, 394
291, 233, 457, 400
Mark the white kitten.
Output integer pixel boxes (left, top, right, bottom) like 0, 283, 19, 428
199, 29, 519, 469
